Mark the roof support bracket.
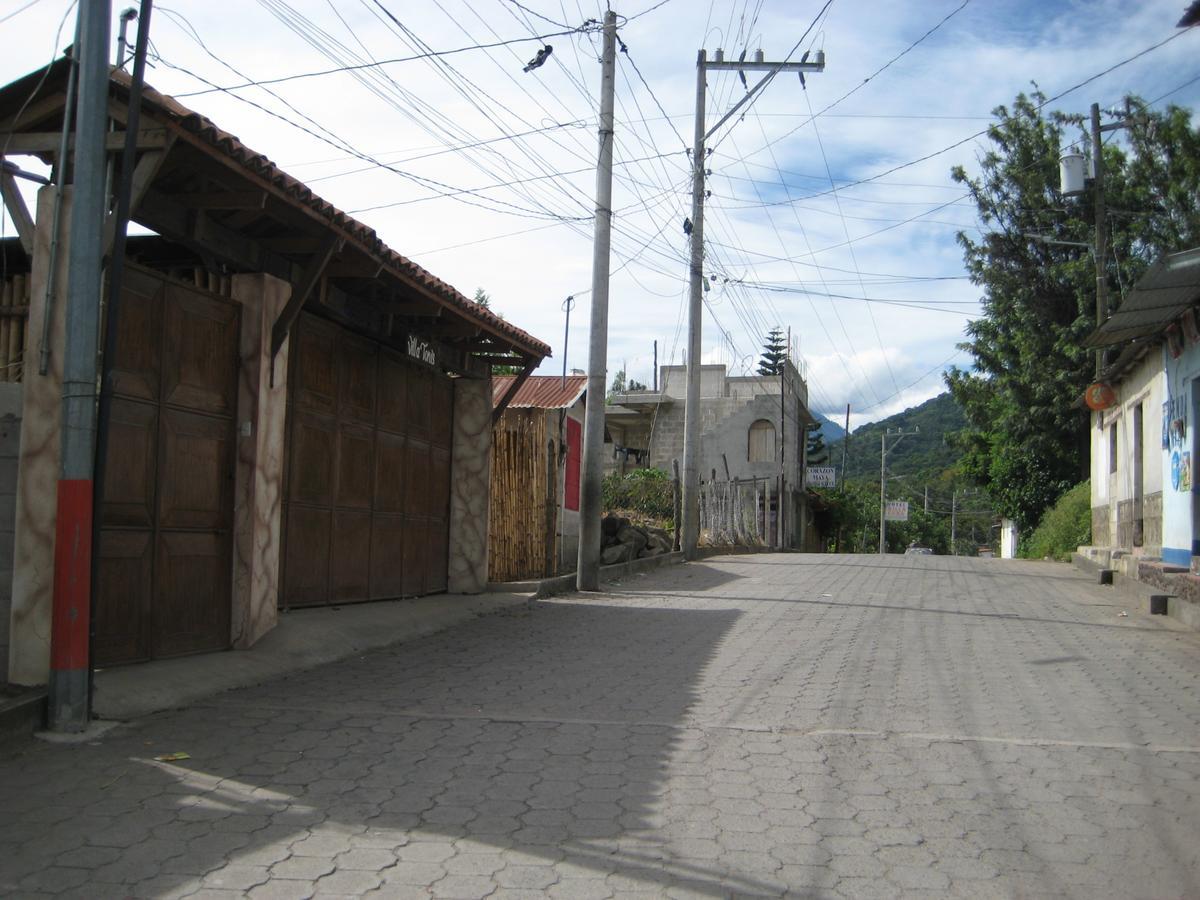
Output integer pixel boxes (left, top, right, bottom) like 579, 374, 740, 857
0, 167, 35, 256
492, 356, 536, 424
270, 233, 343, 363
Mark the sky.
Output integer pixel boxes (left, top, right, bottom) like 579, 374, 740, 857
2, 0, 1198, 430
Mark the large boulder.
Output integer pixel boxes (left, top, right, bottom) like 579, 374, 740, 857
601, 542, 635, 565
616, 525, 649, 555
601, 515, 627, 538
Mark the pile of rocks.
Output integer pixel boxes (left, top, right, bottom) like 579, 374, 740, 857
599, 515, 675, 565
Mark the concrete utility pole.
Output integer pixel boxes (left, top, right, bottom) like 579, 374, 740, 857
878, 426, 918, 554
49, 0, 111, 732
1090, 102, 1108, 378
576, 10, 617, 591
681, 47, 825, 559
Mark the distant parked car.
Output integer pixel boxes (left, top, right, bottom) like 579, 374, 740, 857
904, 546, 933, 556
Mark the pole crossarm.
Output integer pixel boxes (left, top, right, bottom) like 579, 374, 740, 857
703, 59, 826, 142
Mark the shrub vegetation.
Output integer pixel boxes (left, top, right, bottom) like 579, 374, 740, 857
1022, 480, 1091, 561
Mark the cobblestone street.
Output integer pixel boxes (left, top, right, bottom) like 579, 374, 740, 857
3, 553, 1199, 898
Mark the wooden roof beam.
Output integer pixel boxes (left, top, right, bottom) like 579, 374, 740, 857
271, 233, 344, 359
1, 129, 170, 155
492, 357, 536, 423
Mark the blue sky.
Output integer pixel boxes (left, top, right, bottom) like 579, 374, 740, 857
2, 0, 1198, 428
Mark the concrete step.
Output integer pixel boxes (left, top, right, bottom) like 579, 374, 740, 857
0, 684, 46, 754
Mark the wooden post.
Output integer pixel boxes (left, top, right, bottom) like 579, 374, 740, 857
672, 458, 681, 551
544, 436, 556, 577
0, 278, 11, 381
13, 274, 25, 381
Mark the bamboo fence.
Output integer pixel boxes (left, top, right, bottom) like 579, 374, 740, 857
489, 409, 552, 582
0, 274, 29, 383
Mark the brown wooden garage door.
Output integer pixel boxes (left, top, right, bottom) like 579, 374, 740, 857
93, 266, 240, 666
280, 313, 453, 608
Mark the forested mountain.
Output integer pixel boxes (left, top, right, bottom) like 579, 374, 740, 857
810, 411, 847, 444
829, 392, 966, 481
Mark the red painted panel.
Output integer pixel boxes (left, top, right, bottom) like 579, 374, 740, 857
565, 417, 581, 512
51, 479, 93, 672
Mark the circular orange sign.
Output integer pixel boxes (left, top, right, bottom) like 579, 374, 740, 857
1085, 382, 1117, 411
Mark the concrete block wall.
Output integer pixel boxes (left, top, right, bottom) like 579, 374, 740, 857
0, 383, 21, 682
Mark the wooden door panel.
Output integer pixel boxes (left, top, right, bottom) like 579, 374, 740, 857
93, 530, 153, 666
294, 314, 338, 414
158, 408, 232, 530
336, 422, 374, 510
405, 438, 430, 518
111, 268, 163, 402
373, 430, 406, 514
369, 515, 405, 599
153, 531, 230, 658
402, 522, 425, 597
282, 505, 331, 607
406, 368, 431, 440
339, 333, 377, 425
430, 377, 453, 448
377, 350, 409, 434
288, 410, 336, 507
162, 286, 238, 415
330, 511, 371, 601
100, 398, 157, 528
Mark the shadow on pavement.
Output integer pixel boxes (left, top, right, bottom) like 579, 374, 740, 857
0, 600, 786, 897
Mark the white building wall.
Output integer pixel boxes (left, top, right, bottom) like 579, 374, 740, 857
1089, 350, 1164, 554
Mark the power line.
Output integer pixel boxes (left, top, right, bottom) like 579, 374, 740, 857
170, 24, 597, 97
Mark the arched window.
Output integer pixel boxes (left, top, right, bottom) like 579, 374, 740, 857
748, 419, 776, 462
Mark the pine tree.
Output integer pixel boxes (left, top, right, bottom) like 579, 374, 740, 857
758, 327, 787, 375
806, 423, 828, 465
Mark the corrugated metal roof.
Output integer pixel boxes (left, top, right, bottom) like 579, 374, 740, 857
1085, 248, 1200, 347
492, 375, 587, 409
0, 59, 550, 360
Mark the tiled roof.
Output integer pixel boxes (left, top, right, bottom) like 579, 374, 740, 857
8, 62, 551, 359
492, 375, 588, 409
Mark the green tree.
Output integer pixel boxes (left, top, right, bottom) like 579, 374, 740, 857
758, 327, 787, 375
806, 422, 828, 465
944, 90, 1200, 527
472, 288, 520, 374
608, 368, 626, 400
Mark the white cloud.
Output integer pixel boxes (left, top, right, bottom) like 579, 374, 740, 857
2, 0, 1196, 424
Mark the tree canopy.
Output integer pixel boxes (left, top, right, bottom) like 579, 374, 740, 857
944, 90, 1200, 526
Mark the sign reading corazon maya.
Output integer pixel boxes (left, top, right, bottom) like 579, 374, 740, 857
805, 466, 837, 488
884, 500, 909, 522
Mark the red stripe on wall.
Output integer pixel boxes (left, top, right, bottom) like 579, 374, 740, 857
51, 479, 93, 672
565, 417, 581, 512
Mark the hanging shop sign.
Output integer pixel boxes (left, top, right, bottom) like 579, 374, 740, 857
884, 500, 909, 522
1084, 382, 1117, 411
805, 466, 837, 488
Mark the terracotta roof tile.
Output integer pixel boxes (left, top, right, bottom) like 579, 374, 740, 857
106, 68, 551, 359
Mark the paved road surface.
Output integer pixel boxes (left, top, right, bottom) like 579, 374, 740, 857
2, 553, 1199, 898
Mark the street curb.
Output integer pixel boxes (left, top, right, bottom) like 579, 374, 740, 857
489, 550, 686, 598
92, 592, 533, 721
